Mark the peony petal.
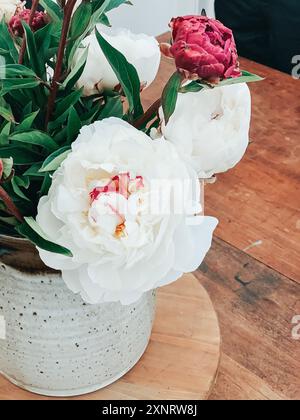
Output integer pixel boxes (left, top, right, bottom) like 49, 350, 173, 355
154, 269, 183, 288
38, 248, 81, 271
73, 26, 161, 95
36, 196, 63, 241
36, 118, 217, 305
173, 216, 218, 272
161, 83, 251, 177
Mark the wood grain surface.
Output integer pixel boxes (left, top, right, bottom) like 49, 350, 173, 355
0, 274, 221, 400
196, 238, 300, 400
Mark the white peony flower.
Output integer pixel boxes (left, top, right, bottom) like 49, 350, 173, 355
160, 83, 251, 178
0, 0, 19, 22
36, 118, 217, 305
73, 25, 161, 96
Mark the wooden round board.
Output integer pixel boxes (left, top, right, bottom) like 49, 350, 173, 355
0, 274, 221, 400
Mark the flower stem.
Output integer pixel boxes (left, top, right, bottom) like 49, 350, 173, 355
0, 186, 24, 223
133, 98, 162, 129
18, 0, 40, 65
44, 0, 77, 129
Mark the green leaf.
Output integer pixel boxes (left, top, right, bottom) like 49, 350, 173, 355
53, 89, 82, 119
180, 81, 204, 94
80, 102, 102, 126
95, 29, 143, 118
0, 18, 19, 63
91, 0, 105, 12
22, 22, 44, 78
99, 96, 123, 119
35, 23, 57, 70
98, 13, 111, 26
67, 107, 81, 143
179, 70, 263, 94
93, 0, 132, 14
21, 102, 33, 118
0, 64, 37, 79
67, 0, 110, 66
1, 157, 13, 178
0, 48, 11, 59
0, 78, 41, 96
69, 1, 92, 40
48, 90, 83, 131
53, 126, 68, 144
39, 146, 70, 172
15, 175, 30, 189
0, 216, 18, 226
16, 217, 73, 257
0, 145, 42, 165
16, 111, 39, 132
218, 70, 264, 86
40, 0, 63, 22
9, 131, 58, 152
39, 173, 52, 196
91, 0, 116, 23
12, 176, 30, 202
107, 0, 133, 11
0, 121, 11, 145
5, 89, 32, 109
63, 46, 89, 91
0, 106, 15, 122
162, 71, 183, 125
23, 162, 44, 177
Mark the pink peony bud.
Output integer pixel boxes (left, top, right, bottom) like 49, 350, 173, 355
165, 15, 242, 84
9, 8, 47, 37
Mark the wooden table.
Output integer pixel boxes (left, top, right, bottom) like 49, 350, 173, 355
143, 35, 300, 400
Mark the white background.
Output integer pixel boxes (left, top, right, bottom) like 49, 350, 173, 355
108, 0, 216, 36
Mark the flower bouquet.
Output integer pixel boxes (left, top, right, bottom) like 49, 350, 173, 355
0, 1, 262, 396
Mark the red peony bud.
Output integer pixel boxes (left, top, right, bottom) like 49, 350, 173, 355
165, 15, 242, 84
9, 8, 47, 37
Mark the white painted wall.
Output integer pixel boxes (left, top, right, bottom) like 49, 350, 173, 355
108, 0, 201, 36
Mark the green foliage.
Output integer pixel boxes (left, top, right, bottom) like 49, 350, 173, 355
162, 71, 183, 125
95, 28, 144, 120
40, 0, 63, 22
0, 0, 138, 253
180, 70, 264, 94
16, 217, 73, 256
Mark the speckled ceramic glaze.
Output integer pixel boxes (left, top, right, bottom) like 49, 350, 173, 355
0, 236, 156, 397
